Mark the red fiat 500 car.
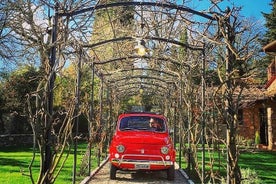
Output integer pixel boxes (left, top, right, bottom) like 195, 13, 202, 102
109, 112, 176, 180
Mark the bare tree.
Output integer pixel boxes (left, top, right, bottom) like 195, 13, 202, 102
0, 0, 17, 65
4, 0, 263, 183
200, 3, 262, 183
6, 1, 98, 183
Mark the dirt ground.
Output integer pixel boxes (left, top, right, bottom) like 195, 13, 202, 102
84, 160, 190, 184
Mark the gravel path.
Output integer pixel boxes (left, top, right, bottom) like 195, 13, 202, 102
85, 160, 190, 184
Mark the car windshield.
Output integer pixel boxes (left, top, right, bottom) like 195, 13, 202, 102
119, 116, 166, 132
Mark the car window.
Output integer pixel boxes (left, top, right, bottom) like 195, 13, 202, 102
119, 116, 166, 132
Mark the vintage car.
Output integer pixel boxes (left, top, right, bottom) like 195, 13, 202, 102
109, 112, 176, 180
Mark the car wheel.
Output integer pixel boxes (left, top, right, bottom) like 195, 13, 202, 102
167, 164, 175, 181
110, 164, 117, 180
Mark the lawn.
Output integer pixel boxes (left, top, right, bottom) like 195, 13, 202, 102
177, 149, 276, 183
0, 143, 99, 184
1, 144, 275, 184
239, 151, 276, 183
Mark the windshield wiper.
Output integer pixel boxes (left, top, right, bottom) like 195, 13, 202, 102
120, 127, 134, 131
137, 127, 149, 130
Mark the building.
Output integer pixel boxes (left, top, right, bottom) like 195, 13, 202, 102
238, 40, 276, 150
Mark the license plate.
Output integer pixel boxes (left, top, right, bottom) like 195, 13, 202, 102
135, 164, 150, 169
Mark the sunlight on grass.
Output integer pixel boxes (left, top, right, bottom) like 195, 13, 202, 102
1, 143, 275, 183
175, 145, 276, 183
239, 151, 276, 183
0, 143, 99, 184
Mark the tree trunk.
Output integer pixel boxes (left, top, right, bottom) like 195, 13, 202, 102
227, 124, 241, 184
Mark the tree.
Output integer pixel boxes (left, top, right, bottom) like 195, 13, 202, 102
0, 0, 20, 72
0, 1, 12, 61
1, 66, 39, 133
179, 1, 263, 182
2, 1, 265, 183
262, 0, 276, 44
206, 6, 261, 184
4, 1, 100, 183
261, 0, 276, 152
255, 0, 276, 82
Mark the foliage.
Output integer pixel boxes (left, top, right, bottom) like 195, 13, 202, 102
239, 151, 276, 183
240, 168, 261, 184
255, 131, 261, 145
258, 0, 276, 82
0, 0, 17, 64
236, 135, 255, 149
54, 65, 76, 108
0, 0, 270, 183
0, 66, 40, 134
1, 65, 40, 112
262, 0, 276, 44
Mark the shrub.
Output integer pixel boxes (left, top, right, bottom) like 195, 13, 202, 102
214, 168, 261, 184
255, 131, 260, 145
241, 168, 261, 184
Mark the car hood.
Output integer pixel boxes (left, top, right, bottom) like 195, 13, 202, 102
114, 131, 170, 145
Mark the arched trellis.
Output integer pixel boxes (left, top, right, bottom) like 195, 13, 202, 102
59, 1, 215, 20
82, 36, 206, 184
98, 68, 179, 78
107, 75, 173, 84
45, 1, 222, 184
82, 36, 206, 51
108, 80, 173, 92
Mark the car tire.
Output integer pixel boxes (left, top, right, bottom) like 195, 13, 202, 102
167, 164, 175, 181
110, 164, 117, 180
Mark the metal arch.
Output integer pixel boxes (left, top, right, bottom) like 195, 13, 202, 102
86, 55, 190, 70
106, 75, 173, 84
116, 90, 168, 98
82, 36, 203, 51
104, 75, 175, 97
88, 66, 176, 98
114, 88, 168, 99
107, 79, 175, 89
146, 36, 204, 51
113, 85, 168, 95
103, 68, 179, 78
82, 36, 133, 48
59, 1, 215, 21
51, 1, 211, 183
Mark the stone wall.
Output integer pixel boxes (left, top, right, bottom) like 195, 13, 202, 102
0, 134, 33, 147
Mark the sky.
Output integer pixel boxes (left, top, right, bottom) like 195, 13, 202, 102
236, 0, 271, 18
186, 0, 272, 22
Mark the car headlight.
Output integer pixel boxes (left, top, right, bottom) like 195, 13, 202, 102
161, 146, 169, 154
116, 145, 125, 153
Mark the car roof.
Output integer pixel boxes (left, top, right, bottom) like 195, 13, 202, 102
118, 112, 166, 119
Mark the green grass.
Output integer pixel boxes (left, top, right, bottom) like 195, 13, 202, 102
176, 149, 276, 183
0, 143, 99, 184
0, 146, 37, 184
1, 144, 275, 184
239, 151, 276, 183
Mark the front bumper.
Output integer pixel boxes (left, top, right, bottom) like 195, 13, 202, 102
110, 154, 174, 170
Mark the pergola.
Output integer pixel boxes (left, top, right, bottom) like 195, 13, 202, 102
43, 1, 242, 183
